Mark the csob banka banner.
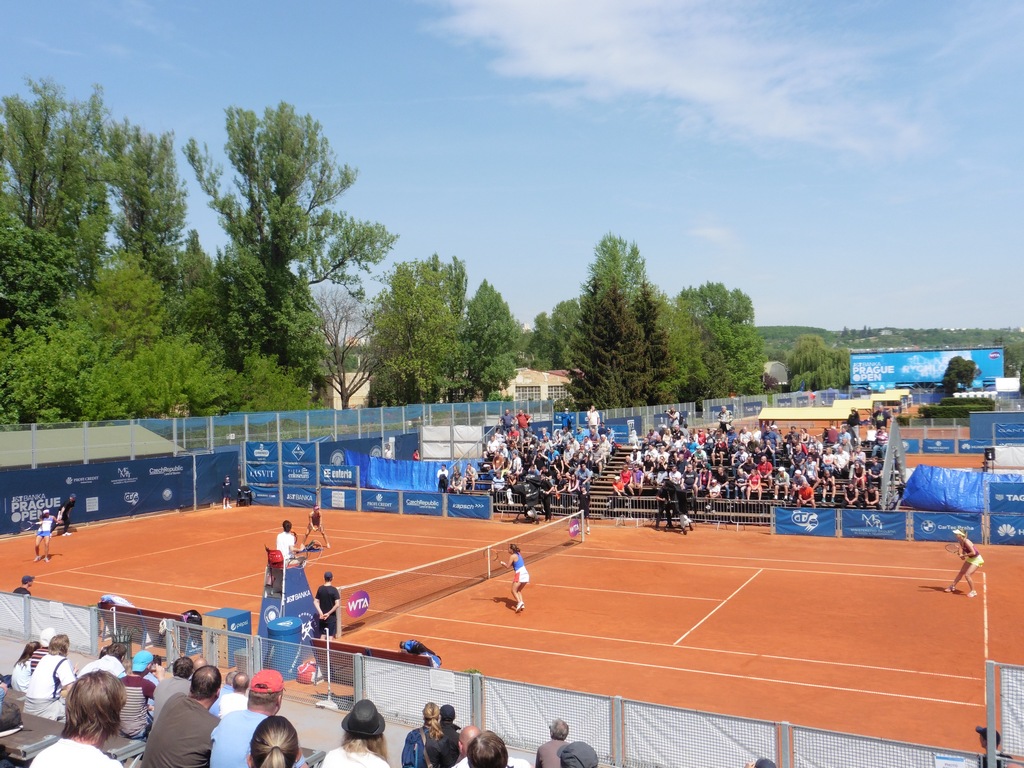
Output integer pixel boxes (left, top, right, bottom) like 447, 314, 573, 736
773, 508, 837, 537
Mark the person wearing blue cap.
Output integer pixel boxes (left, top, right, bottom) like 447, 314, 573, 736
976, 726, 1011, 768
120, 650, 159, 739
14, 575, 34, 595
316, 571, 341, 638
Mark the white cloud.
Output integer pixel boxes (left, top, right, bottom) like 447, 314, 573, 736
431, 0, 927, 157
688, 225, 739, 250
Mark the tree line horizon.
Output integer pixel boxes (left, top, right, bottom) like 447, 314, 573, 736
2, 79, 1021, 424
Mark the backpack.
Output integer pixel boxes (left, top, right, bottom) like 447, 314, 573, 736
296, 658, 319, 685
401, 726, 431, 768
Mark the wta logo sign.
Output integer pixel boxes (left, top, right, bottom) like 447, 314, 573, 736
568, 517, 581, 538
346, 590, 370, 618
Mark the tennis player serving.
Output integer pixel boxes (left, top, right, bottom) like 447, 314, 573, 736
944, 527, 984, 597
500, 543, 529, 613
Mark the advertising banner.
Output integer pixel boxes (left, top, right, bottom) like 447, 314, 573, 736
901, 439, 921, 454
922, 439, 956, 454
989, 515, 1024, 546
320, 465, 358, 487
360, 490, 400, 514
281, 463, 316, 486
742, 401, 764, 416
282, 487, 317, 507
957, 440, 988, 454
249, 485, 281, 506
246, 442, 278, 463
281, 441, 317, 465
840, 510, 907, 540
403, 492, 444, 516
322, 488, 358, 511
246, 464, 279, 486
912, 513, 982, 542
446, 494, 491, 519
773, 507, 837, 537
989, 483, 1024, 513
995, 423, 1024, 440
0, 456, 195, 536
850, 348, 1002, 388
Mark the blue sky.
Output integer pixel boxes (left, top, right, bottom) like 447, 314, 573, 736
4, 1, 1023, 330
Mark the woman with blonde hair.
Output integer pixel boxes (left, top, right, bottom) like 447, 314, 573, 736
248, 715, 301, 768
404, 702, 445, 768
323, 699, 388, 768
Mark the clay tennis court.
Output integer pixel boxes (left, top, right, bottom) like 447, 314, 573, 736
4, 505, 1021, 753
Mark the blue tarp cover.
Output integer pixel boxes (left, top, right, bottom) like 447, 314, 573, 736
903, 465, 1024, 513
343, 450, 471, 492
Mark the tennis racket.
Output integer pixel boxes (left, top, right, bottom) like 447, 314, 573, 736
945, 543, 964, 559
19, 518, 40, 533
492, 550, 506, 567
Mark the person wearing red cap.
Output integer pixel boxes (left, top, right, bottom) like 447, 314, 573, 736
210, 669, 306, 768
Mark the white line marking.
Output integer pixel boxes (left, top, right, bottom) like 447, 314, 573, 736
202, 541, 385, 589
545, 583, 718, 601
368, 628, 980, 707
674, 569, 762, 645
391, 610, 977, 680
982, 571, 989, 658
566, 549, 953, 574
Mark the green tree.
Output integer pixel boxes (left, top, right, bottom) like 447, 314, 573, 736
942, 356, 980, 395
568, 277, 646, 408
0, 215, 78, 333
6, 323, 103, 422
106, 120, 188, 290
587, 233, 647, 302
463, 280, 520, 399
632, 282, 674, 405
664, 293, 726, 402
677, 282, 765, 394
82, 254, 166, 357
226, 354, 314, 412
787, 335, 849, 391
0, 79, 110, 286
525, 299, 579, 371
185, 101, 396, 380
369, 258, 462, 405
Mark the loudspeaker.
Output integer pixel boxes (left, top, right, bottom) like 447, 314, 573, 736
984, 447, 996, 461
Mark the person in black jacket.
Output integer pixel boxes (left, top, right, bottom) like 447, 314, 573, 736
426, 704, 461, 768
56, 494, 76, 536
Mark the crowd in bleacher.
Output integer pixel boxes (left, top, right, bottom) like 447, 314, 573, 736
0, 625, 609, 768
608, 405, 897, 516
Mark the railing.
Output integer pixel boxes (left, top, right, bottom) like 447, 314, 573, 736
0, 589, 1010, 766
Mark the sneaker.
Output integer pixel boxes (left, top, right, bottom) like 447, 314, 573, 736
515, 603, 524, 613
586, 526, 591, 534
45, 557, 51, 562
63, 532, 72, 536
943, 586, 956, 593
968, 591, 977, 598
34, 556, 42, 562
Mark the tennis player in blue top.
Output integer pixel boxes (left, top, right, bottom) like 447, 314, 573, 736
500, 543, 530, 613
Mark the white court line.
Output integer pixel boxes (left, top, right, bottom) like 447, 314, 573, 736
545, 583, 718, 602
396, 609, 978, 681
202, 540, 385, 589
370, 628, 980, 707
983, 571, 989, 659
566, 552, 952, 582
63, 571, 256, 601
674, 569, 762, 645
567, 548, 953, 574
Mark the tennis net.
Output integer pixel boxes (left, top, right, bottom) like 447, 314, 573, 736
338, 511, 585, 633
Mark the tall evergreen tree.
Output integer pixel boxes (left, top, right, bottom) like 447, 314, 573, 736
633, 282, 674, 405
569, 278, 646, 408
